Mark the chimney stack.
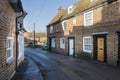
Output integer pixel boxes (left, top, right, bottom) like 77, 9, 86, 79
57, 6, 64, 14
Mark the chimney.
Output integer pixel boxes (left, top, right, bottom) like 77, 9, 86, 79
57, 6, 64, 14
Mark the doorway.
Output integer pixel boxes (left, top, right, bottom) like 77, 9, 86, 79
68, 37, 75, 57
118, 33, 120, 66
94, 35, 107, 62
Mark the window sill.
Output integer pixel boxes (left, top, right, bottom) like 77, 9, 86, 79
60, 47, 65, 49
6, 56, 15, 65
83, 50, 92, 53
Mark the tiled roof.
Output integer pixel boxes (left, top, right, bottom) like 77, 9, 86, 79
48, 0, 107, 26
24, 32, 47, 38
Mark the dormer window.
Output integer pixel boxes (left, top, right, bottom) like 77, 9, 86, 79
68, 5, 74, 14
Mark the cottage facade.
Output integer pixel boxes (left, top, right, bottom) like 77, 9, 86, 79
47, 0, 120, 66
0, 0, 23, 80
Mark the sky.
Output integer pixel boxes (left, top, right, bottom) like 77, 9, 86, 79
22, 0, 79, 32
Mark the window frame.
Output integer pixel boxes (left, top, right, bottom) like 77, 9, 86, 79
6, 37, 14, 64
50, 25, 53, 33
68, 5, 74, 14
84, 10, 93, 27
60, 38, 65, 49
62, 20, 68, 31
83, 36, 92, 53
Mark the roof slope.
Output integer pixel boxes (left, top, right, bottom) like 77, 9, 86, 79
48, 0, 107, 26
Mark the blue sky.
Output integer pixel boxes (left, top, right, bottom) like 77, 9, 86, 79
22, 0, 79, 32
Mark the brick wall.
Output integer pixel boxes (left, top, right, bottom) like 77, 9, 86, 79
0, 0, 16, 80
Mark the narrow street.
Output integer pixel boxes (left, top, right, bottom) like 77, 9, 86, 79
24, 48, 120, 80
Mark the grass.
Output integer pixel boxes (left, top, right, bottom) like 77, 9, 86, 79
26, 44, 48, 51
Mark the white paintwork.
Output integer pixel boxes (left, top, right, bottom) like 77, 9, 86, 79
68, 5, 74, 14
18, 33, 24, 61
84, 10, 93, 26
92, 32, 108, 35
69, 39, 74, 56
83, 36, 92, 53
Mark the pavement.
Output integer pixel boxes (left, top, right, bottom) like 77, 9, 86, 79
12, 48, 120, 80
11, 53, 43, 80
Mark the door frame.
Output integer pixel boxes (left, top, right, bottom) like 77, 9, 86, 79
117, 31, 120, 67
68, 37, 75, 57
48, 36, 55, 51
93, 34, 107, 62
48, 38, 51, 51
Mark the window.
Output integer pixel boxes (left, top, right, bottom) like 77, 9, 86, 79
62, 20, 67, 31
84, 11, 93, 26
68, 5, 74, 14
73, 18, 76, 25
60, 38, 65, 49
17, 23, 22, 30
90, 0, 94, 2
50, 25, 53, 33
83, 37, 92, 52
51, 38, 55, 47
6, 37, 14, 63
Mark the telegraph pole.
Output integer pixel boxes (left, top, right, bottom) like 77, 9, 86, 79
34, 23, 35, 47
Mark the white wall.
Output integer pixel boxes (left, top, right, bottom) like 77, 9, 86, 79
18, 32, 24, 62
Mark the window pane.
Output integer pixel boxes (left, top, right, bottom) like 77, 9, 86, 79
6, 50, 11, 58
84, 37, 91, 52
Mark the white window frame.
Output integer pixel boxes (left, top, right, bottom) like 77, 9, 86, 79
6, 37, 14, 64
73, 18, 76, 25
83, 36, 92, 53
62, 20, 68, 31
50, 25, 53, 33
68, 5, 74, 14
84, 10, 93, 26
51, 38, 55, 48
90, 0, 94, 2
60, 38, 65, 49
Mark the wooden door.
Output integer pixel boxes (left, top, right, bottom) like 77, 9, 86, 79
97, 37, 104, 61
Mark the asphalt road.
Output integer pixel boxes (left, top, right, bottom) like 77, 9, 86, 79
25, 48, 120, 80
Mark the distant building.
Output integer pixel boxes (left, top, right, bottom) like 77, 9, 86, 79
24, 32, 47, 45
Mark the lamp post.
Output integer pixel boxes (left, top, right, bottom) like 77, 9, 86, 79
33, 23, 35, 47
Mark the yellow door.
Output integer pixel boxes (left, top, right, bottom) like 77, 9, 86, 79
97, 37, 104, 61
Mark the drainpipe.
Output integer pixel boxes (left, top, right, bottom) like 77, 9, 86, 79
15, 12, 23, 72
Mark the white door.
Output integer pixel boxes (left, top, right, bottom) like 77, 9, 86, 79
69, 39, 74, 56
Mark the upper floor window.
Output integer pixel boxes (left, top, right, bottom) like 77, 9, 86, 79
68, 5, 74, 14
73, 18, 76, 25
60, 38, 65, 49
83, 37, 92, 53
62, 20, 68, 31
84, 11, 93, 26
90, 0, 95, 2
6, 37, 14, 64
50, 25, 53, 33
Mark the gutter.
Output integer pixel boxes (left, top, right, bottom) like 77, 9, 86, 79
15, 10, 27, 72
15, 12, 23, 72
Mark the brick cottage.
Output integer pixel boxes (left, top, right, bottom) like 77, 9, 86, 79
0, 0, 24, 80
47, 0, 120, 66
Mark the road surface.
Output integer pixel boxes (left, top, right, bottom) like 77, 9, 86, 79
25, 48, 120, 80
